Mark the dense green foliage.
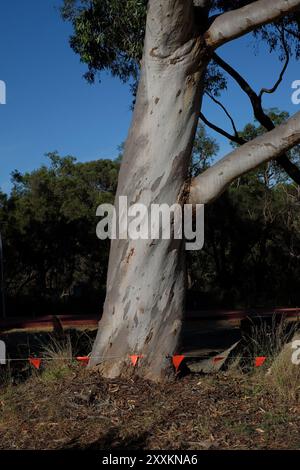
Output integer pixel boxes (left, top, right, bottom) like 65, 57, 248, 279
61, 0, 147, 93
0, 154, 119, 315
61, 0, 300, 96
189, 113, 300, 308
1, 121, 300, 316
189, 177, 300, 308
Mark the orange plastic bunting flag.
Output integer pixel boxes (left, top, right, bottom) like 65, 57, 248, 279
255, 356, 266, 367
213, 356, 224, 363
29, 358, 42, 369
172, 355, 185, 373
76, 356, 90, 366
129, 355, 143, 367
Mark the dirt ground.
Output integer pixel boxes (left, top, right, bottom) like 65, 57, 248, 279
0, 367, 299, 450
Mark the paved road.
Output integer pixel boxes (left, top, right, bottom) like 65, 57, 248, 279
1, 308, 299, 357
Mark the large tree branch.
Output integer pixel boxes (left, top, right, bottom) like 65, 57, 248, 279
213, 52, 300, 185
205, 0, 300, 49
189, 111, 300, 204
202, 111, 300, 187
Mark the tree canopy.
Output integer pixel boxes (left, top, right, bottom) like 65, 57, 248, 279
61, 1, 300, 183
0, 154, 119, 316
61, 0, 300, 88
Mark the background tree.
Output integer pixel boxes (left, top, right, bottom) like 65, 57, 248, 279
0, 154, 119, 316
2, 124, 300, 315
191, 123, 219, 176
190, 111, 300, 308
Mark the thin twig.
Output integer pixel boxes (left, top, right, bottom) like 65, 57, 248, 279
206, 91, 240, 138
259, 27, 290, 98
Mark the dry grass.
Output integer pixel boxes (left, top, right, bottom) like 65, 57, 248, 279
39, 335, 75, 382
266, 338, 300, 401
243, 315, 299, 360
0, 369, 299, 450
0, 329, 94, 385
240, 317, 300, 401
0, 325, 300, 450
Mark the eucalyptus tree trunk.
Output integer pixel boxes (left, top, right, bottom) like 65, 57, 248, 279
90, 0, 300, 381
89, 1, 208, 381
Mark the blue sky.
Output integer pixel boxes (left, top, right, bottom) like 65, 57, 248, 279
1, 0, 299, 193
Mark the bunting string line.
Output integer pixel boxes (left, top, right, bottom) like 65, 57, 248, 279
0, 355, 269, 361
0, 354, 268, 370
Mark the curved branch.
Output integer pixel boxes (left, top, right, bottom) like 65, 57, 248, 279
259, 59, 289, 97
190, 111, 300, 205
200, 112, 245, 145
213, 52, 300, 185
213, 53, 258, 106
277, 154, 300, 185
283, 26, 300, 40
206, 92, 239, 138
205, 0, 300, 49
259, 29, 290, 98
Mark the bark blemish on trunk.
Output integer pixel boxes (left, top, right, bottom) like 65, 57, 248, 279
151, 175, 164, 192
123, 301, 131, 319
150, 47, 159, 57
125, 248, 135, 264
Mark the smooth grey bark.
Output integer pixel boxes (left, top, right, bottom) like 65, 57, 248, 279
190, 111, 300, 205
205, 0, 300, 48
90, 0, 207, 381
90, 0, 300, 381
